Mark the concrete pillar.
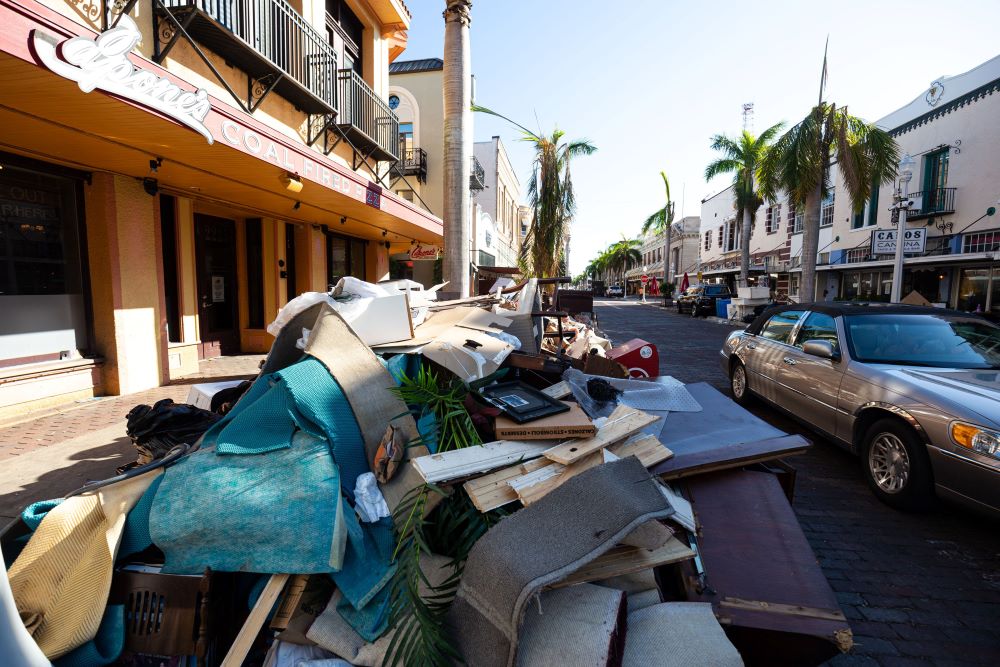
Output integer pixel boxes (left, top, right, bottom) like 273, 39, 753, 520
175, 197, 199, 344
84, 173, 166, 395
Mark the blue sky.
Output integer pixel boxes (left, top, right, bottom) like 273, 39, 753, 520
401, 0, 1000, 275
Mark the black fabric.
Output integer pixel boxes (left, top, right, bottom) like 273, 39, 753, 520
210, 380, 253, 415
125, 399, 221, 461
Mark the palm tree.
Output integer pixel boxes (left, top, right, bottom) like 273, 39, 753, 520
442, 0, 473, 296
605, 237, 642, 290
640, 171, 675, 297
761, 104, 897, 302
473, 105, 596, 281
704, 123, 785, 289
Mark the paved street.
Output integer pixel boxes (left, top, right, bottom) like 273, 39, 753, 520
596, 297, 1000, 666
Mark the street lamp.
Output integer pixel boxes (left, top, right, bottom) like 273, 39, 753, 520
641, 265, 648, 303
890, 154, 916, 303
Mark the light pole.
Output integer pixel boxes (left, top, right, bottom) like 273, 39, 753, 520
641, 265, 648, 303
890, 154, 916, 303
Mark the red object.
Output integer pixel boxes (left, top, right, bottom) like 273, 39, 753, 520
648, 279, 660, 296
679, 272, 690, 292
607, 338, 659, 378
640, 274, 649, 284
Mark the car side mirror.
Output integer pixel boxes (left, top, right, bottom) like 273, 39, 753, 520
803, 339, 840, 360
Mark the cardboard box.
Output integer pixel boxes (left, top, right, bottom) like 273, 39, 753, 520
494, 402, 596, 440
345, 293, 414, 346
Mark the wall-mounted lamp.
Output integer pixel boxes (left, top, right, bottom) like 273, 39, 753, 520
282, 172, 303, 193
142, 177, 158, 196
340, 216, 347, 225
293, 201, 301, 210
381, 229, 387, 237
384, 241, 391, 249
149, 157, 163, 173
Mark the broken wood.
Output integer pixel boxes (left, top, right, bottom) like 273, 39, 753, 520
608, 433, 673, 468
550, 536, 695, 589
412, 440, 552, 484
511, 450, 604, 506
269, 574, 309, 631
463, 457, 551, 512
540, 380, 572, 400
543, 405, 659, 465
222, 573, 290, 667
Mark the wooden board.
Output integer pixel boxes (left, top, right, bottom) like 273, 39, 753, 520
222, 573, 290, 667
463, 457, 551, 512
550, 536, 694, 589
411, 440, 552, 483
511, 450, 604, 506
608, 434, 673, 468
652, 434, 809, 480
540, 380, 572, 400
543, 405, 659, 465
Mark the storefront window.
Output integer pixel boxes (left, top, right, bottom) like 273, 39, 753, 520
0, 160, 88, 363
842, 272, 859, 300
326, 233, 367, 287
992, 268, 1000, 315
957, 268, 989, 313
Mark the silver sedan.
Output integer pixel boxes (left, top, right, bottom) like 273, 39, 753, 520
719, 303, 1000, 517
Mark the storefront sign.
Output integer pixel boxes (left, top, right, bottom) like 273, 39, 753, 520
410, 244, 440, 260
32, 17, 213, 144
872, 228, 926, 255
211, 275, 225, 302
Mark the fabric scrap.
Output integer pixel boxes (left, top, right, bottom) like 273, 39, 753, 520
447, 457, 673, 667
623, 602, 743, 666
53, 604, 125, 667
515, 584, 625, 667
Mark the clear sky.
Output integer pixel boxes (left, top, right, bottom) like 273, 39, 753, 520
401, 0, 1000, 275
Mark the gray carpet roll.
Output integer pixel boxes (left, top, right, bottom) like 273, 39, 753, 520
516, 584, 626, 667
623, 602, 743, 666
449, 457, 673, 667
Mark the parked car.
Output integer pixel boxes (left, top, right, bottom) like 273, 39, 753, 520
677, 284, 732, 316
606, 284, 624, 298
720, 303, 1000, 516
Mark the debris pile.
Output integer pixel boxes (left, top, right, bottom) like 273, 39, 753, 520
1, 277, 852, 667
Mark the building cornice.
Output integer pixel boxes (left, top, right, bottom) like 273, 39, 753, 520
889, 76, 1000, 137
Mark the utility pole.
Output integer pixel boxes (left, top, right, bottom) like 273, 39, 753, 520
890, 154, 915, 302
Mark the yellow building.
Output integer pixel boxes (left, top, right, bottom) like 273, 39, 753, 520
0, 0, 442, 417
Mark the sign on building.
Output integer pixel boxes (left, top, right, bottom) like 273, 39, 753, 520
872, 228, 926, 255
410, 244, 440, 260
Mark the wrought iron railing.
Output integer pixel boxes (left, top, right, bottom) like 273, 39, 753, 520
396, 147, 427, 181
909, 187, 956, 217
337, 69, 399, 160
470, 154, 486, 191
160, 0, 338, 110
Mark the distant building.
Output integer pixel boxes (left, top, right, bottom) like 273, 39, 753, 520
473, 137, 522, 270
627, 216, 701, 293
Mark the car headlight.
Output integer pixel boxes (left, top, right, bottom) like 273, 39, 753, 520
951, 422, 1000, 460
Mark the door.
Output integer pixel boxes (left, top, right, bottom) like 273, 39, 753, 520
195, 214, 239, 359
778, 311, 846, 437
744, 309, 806, 404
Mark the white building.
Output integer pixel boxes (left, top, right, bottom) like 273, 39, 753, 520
473, 137, 522, 271
627, 216, 702, 292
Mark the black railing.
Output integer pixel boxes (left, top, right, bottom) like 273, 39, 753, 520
337, 69, 399, 161
160, 0, 337, 111
395, 147, 427, 182
909, 187, 956, 218
470, 154, 486, 191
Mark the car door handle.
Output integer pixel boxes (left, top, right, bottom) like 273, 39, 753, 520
783, 356, 797, 365
746, 343, 756, 350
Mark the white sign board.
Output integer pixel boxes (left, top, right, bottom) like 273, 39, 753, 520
211, 276, 225, 302
872, 228, 926, 255
32, 16, 213, 144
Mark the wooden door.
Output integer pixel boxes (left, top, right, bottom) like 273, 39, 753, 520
194, 214, 239, 358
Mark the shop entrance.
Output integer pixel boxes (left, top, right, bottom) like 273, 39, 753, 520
194, 214, 239, 358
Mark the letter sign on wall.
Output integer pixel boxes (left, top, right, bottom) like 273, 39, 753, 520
872, 228, 926, 255
32, 17, 214, 143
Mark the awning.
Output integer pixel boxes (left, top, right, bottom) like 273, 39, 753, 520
0, 0, 442, 245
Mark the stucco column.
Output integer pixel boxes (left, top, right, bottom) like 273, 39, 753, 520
442, 0, 472, 296
84, 173, 166, 395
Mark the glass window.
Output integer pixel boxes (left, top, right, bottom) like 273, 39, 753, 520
842, 272, 859, 300
958, 268, 990, 313
992, 268, 1000, 315
398, 122, 413, 153
845, 313, 1000, 369
327, 236, 348, 286
796, 312, 839, 349
760, 310, 806, 344
820, 188, 835, 227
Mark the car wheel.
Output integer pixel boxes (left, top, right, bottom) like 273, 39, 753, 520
730, 360, 751, 406
690, 305, 699, 318
861, 418, 934, 511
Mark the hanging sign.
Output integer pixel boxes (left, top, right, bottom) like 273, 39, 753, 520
410, 244, 441, 260
32, 16, 213, 143
872, 228, 926, 255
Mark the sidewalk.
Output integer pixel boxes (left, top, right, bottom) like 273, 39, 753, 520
0, 354, 263, 523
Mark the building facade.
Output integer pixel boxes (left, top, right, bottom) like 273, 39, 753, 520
627, 216, 701, 292
815, 54, 1000, 313
472, 136, 522, 270
0, 0, 442, 416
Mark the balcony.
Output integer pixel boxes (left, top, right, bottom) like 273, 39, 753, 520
396, 147, 427, 183
337, 69, 399, 162
470, 154, 486, 191
907, 187, 956, 220
155, 0, 337, 115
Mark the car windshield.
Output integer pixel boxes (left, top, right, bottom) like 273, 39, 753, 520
845, 313, 1000, 369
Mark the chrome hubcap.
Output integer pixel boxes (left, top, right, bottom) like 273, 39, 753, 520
732, 366, 746, 398
869, 433, 910, 494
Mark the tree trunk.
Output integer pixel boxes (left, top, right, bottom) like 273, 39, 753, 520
442, 1, 472, 296
739, 207, 752, 288
800, 185, 823, 303
664, 221, 671, 293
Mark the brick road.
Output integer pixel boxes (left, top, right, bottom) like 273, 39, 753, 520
596, 298, 1000, 666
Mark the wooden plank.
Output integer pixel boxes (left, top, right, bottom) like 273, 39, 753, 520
269, 574, 309, 630
511, 450, 604, 506
463, 457, 551, 512
608, 434, 673, 468
550, 536, 694, 589
652, 434, 809, 480
412, 440, 553, 484
540, 380, 572, 400
719, 597, 847, 622
543, 405, 659, 465
221, 573, 290, 667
